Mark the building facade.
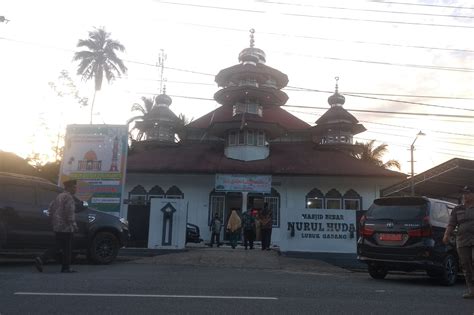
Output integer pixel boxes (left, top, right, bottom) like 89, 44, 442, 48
124, 31, 405, 250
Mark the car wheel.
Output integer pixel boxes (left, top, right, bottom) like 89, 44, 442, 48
87, 232, 119, 265
439, 254, 458, 286
368, 263, 388, 279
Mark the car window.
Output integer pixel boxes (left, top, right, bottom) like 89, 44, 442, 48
431, 202, 450, 225
2, 184, 36, 206
367, 202, 427, 221
38, 188, 60, 208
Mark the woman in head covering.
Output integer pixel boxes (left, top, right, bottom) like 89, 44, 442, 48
226, 209, 242, 249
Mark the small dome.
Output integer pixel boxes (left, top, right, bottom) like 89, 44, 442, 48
328, 92, 345, 106
238, 47, 266, 64
84, 150, 97, 161
155, 94, 172, 106
328, 76, 345, 106
238, 29, 266, 64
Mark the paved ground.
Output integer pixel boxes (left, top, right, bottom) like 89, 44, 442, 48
121, 244, 360, 275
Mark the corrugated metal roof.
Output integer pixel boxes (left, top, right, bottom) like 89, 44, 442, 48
127, 141, 406, 178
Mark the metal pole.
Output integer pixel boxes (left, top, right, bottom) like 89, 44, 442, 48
410, 131, 425, 196
410, 143, 415, 196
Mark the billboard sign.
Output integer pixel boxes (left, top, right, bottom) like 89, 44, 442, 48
59, 124, 128, 214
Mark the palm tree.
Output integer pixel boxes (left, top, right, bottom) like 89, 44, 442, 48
128, 97, 155, 141
176, 113, 193, 141
74, 27, 127, 124
352, 140, 401, 170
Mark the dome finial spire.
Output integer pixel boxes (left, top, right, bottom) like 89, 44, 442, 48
249, 28, 255, 48
328, 76, 345, 107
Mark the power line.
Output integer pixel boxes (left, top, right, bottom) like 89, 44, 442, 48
159, 1, 474, 29
284, 11, 474, 29
285, 108, 474, 137
185, 23, 474, 54
274, 51, 474, 72
263, 1, 474, 19
127, 77, 474, 101
124, 58, 216, 76
3, 33, 473, 77
287, 86, 474, 112
359, 121, 474, 138
283, 104, 474, 119
127, 40, 474, 73
2, 35, 472, 114
122, 87, 474, 119
354, 136, 473, 159
366, 0, 474, 10
365, 130, 474, 147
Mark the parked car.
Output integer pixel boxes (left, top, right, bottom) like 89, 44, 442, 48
0, 172, 129, 264
186, 223, 202, 244
357, 196, 459, 285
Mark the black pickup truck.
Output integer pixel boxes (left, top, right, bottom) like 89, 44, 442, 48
0, 172, 129, 264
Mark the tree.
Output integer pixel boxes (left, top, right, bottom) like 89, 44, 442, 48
176, 113, 193, 141
49, 70, 88, 108
128, 96, 155, 141
74, 27, 127, 124
352, 140, 401, 170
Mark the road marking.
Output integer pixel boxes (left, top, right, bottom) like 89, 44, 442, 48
15, 292, 278, 300
375, 290, 386, 293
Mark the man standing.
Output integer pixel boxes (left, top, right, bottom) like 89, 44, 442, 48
209, 213, 222, 248
242, 208, 256, 250
35, 179, 78, 273
443, 185, 474, 299
259, 202, 273, 251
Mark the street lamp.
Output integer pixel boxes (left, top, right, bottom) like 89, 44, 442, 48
410, 130, 426, 196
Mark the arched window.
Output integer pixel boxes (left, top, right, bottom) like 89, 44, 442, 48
306, 188, 324, 209
148, 185, 165, 201
264, 188, 281, 227
128, 185, 147, 205
165, 185, 184, 199
325, 188, 342, 209
343, 189, 362, 210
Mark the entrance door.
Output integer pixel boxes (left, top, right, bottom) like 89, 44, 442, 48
223, 192, 242, 241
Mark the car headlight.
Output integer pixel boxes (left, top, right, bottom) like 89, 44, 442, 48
119, 217, 129, 226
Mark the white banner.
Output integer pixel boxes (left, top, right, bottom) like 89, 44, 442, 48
215, 174, 271, 193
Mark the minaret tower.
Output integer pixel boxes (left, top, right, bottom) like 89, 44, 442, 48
133, 50, 180, 143
210, 29, 290, 161
312, 77, 366, 148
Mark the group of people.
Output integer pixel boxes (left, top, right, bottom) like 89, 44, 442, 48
209, 203, 273, 250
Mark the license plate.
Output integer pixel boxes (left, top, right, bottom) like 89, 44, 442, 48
379, 233, 402, 241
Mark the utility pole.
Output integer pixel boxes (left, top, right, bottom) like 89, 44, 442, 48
157, 49, 167, 94
410, 131, 425, 196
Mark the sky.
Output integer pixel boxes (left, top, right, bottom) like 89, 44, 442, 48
0, 0, 473, 176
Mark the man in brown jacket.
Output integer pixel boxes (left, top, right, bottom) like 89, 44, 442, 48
443, 185, 474, 299
35, 179, 78, 273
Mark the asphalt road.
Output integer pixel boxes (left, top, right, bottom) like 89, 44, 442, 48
0, 257, 472, 315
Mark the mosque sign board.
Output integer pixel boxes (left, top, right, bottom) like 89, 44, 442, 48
215, 174, 272, 193
59, 124, 128, 214
280, 208, 357, 253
